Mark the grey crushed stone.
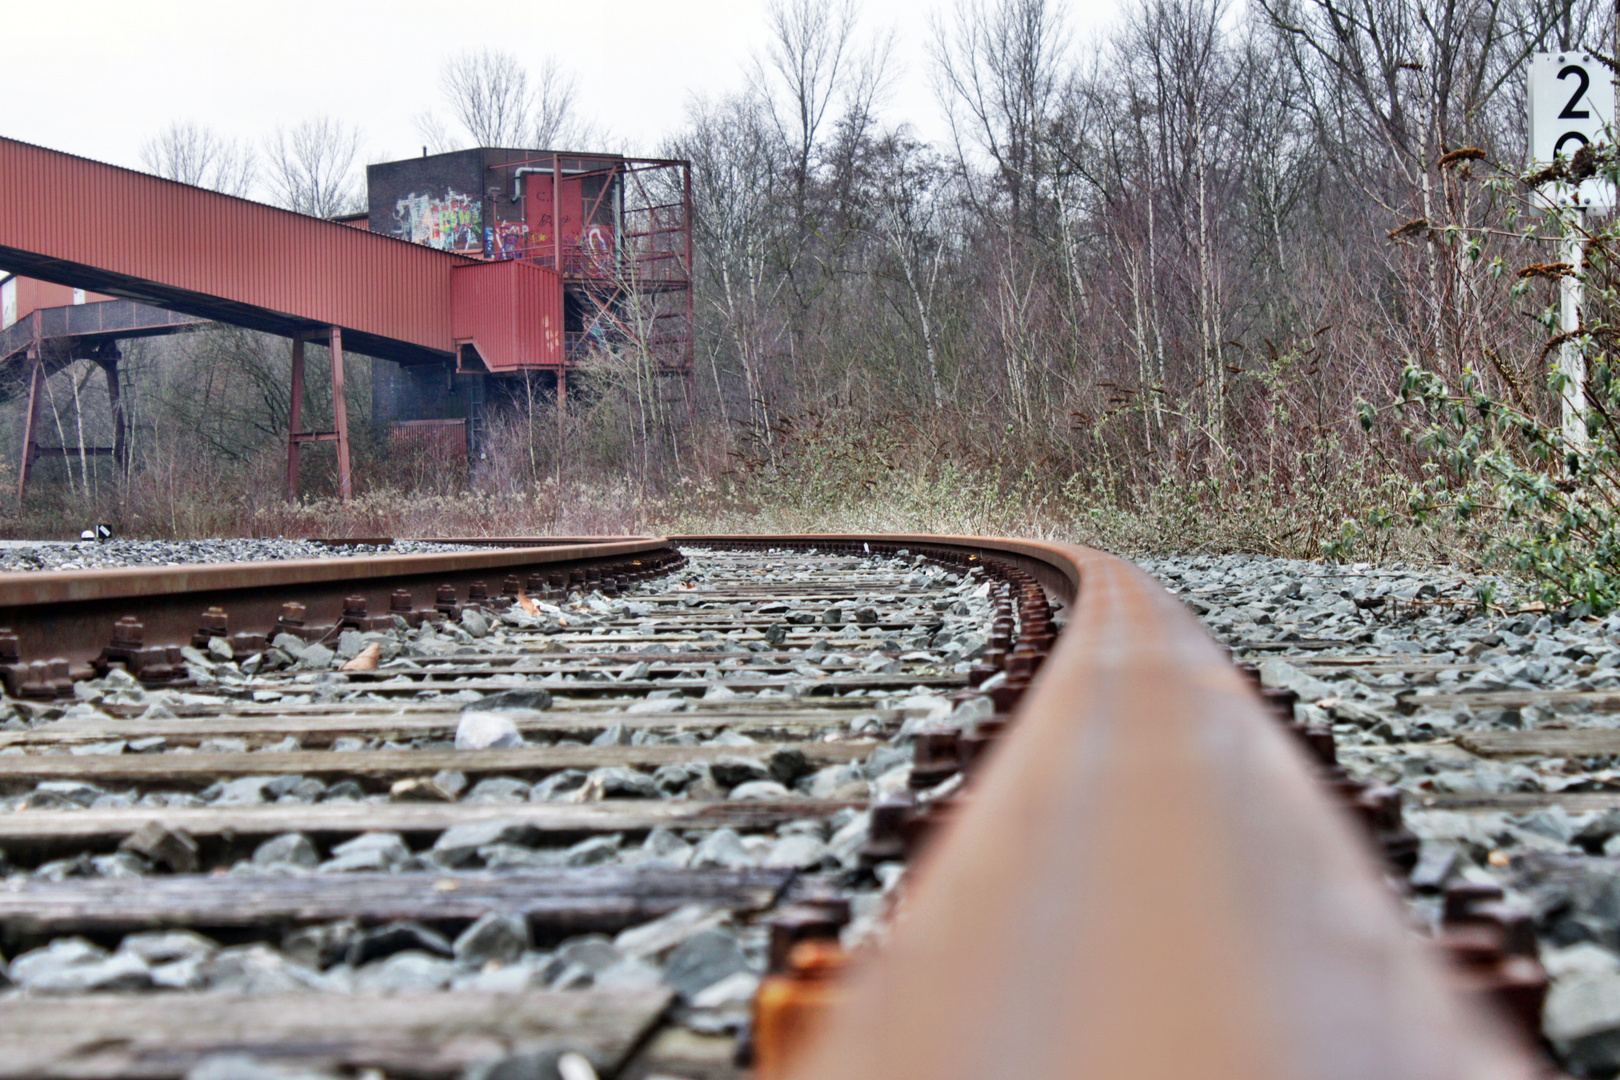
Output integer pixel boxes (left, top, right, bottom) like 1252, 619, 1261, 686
0, 546, 975, 1023
0, 539, 475, 573
1139, 551, 1620, 1072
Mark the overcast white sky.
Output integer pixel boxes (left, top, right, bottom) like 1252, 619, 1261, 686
5, 0, 1121, 176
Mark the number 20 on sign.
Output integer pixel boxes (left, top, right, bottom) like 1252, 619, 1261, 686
1529, 52, 1616, 210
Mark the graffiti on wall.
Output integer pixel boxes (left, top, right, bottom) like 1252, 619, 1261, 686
580, 224, 616, 275
394, 191, 482, 253
486, 221, 530, 260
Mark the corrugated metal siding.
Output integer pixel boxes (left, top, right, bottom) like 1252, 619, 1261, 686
0, 137, 469, 353
450, 260, 563, 370
2, 277, 113, 326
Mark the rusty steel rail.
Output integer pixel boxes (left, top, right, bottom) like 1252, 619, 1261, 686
0, 532, 1545, 1075
677, 536, 1539, 1080
0, 538, 673, 681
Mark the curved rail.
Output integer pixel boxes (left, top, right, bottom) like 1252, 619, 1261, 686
0, 538, 672, 671
0, 533, 1545, 1075
681, 536, 1537, 1080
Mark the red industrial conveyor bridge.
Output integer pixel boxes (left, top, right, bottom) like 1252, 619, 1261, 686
0, 136, 569, 501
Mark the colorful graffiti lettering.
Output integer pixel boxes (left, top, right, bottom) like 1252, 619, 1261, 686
581, 224, 616, 276
486, 221, 530, 260
394, 190, 482, 253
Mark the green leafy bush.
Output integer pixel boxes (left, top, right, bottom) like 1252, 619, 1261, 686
1364, 141, 1620, 612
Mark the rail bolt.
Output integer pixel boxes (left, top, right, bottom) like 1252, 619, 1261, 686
766, 904, 850, 974
860, 796, 915, 866
1259, 686, 1300, 722
1352, 782, 1404, 833
753, 939, 850, 1080
502, 575, 523, 597
198, 607, 229, 635
468, 581, 489, 602
988, 675, 1029, 713
791, 882, 853, 925
111, 616, 144, 649
0, 629, 19, 664
900, 795, 959, 853
1443, 882, 1506, 924
390, 590, 415, 614
278, 602, 306, 628
1290, 723, 1338, 767
961, 719, 1008, 772
342, 596, 369, 619
1005, 644, 1042, 678
909, 730, 962, 789
1466, 902, 1539, 958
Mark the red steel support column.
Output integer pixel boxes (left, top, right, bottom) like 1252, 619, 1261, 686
683, 162, 695, 372
329, 326, 352, 504
286, 337, 304, 502
97, 349, 127, 477
15, 343, 42, 502
682, 161, 697, 417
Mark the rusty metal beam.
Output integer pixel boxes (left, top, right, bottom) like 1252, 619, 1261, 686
330, 326, 352, 504
286, 337, 304, 502
15, 344, 41, 502
0, 539, 671, 669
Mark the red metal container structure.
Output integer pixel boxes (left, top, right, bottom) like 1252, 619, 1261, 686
0, 136, 693, 501
450, 260, 566, 371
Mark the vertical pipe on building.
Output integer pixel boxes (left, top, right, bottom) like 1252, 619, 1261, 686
286, 337, 305, 502
552, 154, 562, 277
16, 342, 43, 502
330, 326, 352, 504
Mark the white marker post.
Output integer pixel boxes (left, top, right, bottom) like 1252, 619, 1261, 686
1529, 51, 1616, 450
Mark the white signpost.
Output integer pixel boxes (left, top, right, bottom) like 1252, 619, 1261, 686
1529, 51, 1616, 449
1529, 52, 1616, 209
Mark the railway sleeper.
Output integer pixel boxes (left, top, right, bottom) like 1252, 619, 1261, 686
0, 541, 1036, 1080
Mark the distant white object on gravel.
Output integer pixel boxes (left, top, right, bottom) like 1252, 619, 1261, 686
455, 712, 523, 750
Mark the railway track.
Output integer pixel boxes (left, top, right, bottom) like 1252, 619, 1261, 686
0, 535, 1551, 1079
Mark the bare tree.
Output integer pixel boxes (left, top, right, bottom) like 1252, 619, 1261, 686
263, 118, 363, 218
139, 121, 257, 197
868, 135, 955, 409
530, 56, 599, 148
668, 95, 792, 456
930, 0, 1071, 234
412, 111, 461, 155
441, 49, 533, 147
756, 0, 861, 211
423, 49, 599, 150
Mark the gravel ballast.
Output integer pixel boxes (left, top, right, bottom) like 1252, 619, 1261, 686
1142, 552, 1620, 1075
0, 541, 995, 1063
0, 539, 478, 573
